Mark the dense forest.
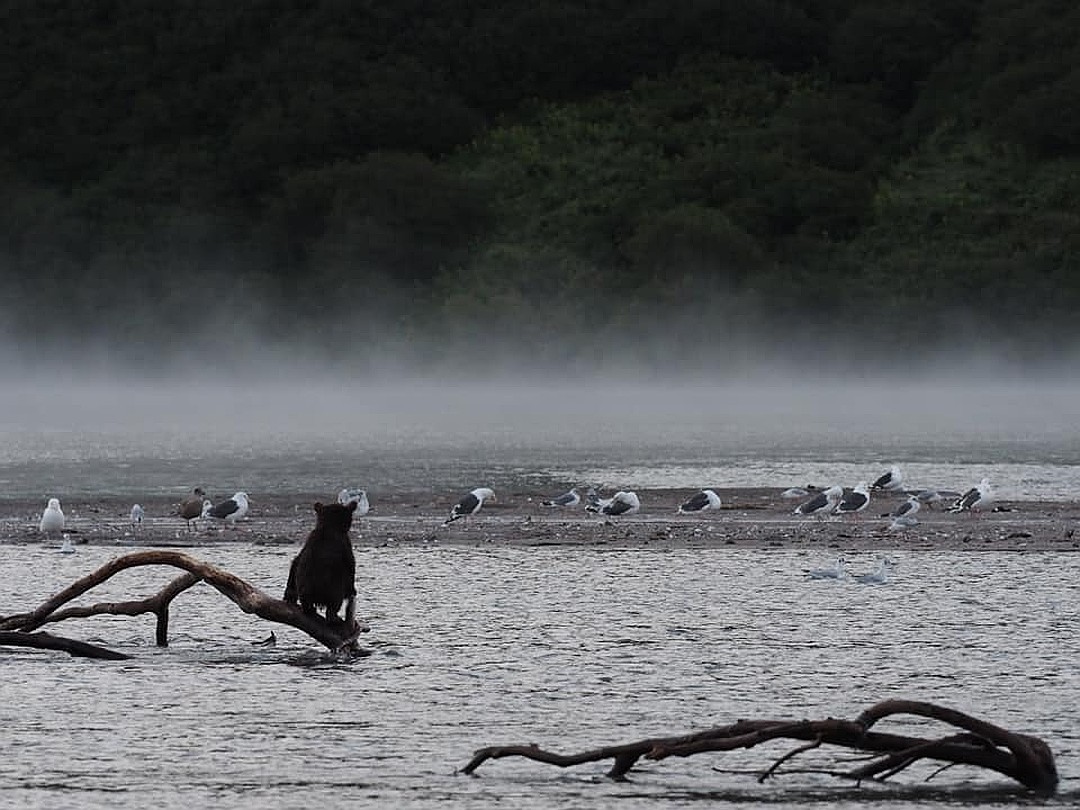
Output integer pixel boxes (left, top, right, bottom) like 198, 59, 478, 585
1, 0, 1078, 372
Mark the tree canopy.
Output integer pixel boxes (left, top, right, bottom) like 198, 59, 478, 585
1, 0, 1077, 370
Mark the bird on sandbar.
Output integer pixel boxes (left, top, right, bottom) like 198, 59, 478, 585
207, 492, 250, 527
541, 487, 580, 508
871, 465, 904, 492
39, 497, 66, 537
338, 488, 371, 516
678, 489, 722, 514
445, 487, 495, 525
794, 486, 843, 518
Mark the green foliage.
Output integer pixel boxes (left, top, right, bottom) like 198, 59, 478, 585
0, 0, 1078, 360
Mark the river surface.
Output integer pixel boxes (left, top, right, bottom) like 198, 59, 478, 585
1, 377, 1078, 807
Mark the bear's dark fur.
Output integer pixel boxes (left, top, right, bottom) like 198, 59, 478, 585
284, 500, 358, 626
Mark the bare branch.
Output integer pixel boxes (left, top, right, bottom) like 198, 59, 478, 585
0, 551, 369, 654
462, 701, 1059, 795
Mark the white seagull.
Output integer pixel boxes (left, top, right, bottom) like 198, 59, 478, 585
130, 504, 145, 532
59, 533, 76, 554
208, 492, 250, 526
855, 557, 895, 585
872, 465, 904, 492
891, 495, 921, 519
806, 556, 848, 580
794, 485, 843, 518
678, 489, 722, 514
587, 490, 641, 516
338, 488, 371, 516
39, 498, 66, 536
949, 478, 994, 515
445, 487, 495, 524
835, 482, 870, 517
541, 487, 580, 508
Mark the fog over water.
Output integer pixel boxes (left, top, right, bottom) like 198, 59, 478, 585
2, 363, 1079, 499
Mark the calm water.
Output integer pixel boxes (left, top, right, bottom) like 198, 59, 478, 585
1, 377, 1079, 806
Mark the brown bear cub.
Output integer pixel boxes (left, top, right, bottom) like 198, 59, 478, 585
284, 500, 358, 627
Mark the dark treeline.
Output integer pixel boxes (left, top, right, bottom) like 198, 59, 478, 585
1, 0, 1078, 371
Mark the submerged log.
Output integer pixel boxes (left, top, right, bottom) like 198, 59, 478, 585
0, 551, 368, 657
461, 700, 1058, 795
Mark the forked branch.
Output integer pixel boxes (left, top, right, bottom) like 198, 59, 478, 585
461, 701, 1057, 795
0, 551, 368, 657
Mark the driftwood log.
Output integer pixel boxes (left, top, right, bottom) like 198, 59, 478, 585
0, 551, 368, 658
461, 700, 1058, 795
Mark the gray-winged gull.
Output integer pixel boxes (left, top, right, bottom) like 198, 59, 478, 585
541, 487, 580, 507
872, 465, 904, 492
208, 492, 250, 526
445, 487, 495, 524
678, 489, 722, 514
794, 485, 843, 517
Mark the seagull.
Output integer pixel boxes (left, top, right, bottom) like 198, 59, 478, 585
338, 488, 371, 516
587, 490, 640, 516
872, 465, 904, 492
855, 557, 895, 585
806, 556, 848, 580
39, 497, 66, 536
178, 487, 206, 531
59, 533, 76, 554
445, 487, 495, 524
208, 492, 250, 526
541, 487, 580, 508
794, 485, 843, 518
835, 482, 870, 518
890, 495, 921, 519
678, 489, 722, 514
130, 504, 144, 532
949, 478, 994, 515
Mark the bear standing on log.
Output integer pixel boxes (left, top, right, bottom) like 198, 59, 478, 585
284, 501, 358, 628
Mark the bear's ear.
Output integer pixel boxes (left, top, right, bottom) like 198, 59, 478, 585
346, 500, 358, 513
314, 502, 324, 513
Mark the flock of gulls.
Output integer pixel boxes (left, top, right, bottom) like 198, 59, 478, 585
32, 466, 996, 582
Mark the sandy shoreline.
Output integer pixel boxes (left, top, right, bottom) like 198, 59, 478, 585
1, 487, 1078, 553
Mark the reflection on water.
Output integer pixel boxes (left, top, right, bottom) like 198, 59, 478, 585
1, 545, 1077, 808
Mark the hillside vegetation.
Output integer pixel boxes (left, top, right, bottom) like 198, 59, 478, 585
1, 0, 1077, 369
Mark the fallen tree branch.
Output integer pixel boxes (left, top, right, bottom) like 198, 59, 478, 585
0, 630, 131, 660
460, 701, 1058, 794
0, 551, 369, 656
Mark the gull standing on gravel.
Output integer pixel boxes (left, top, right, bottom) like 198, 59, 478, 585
130, 504, 144, 533
208, 492, 250, 527
39, 498, 66, 537
949, 478, 994, 515
445, 487, 495, 524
